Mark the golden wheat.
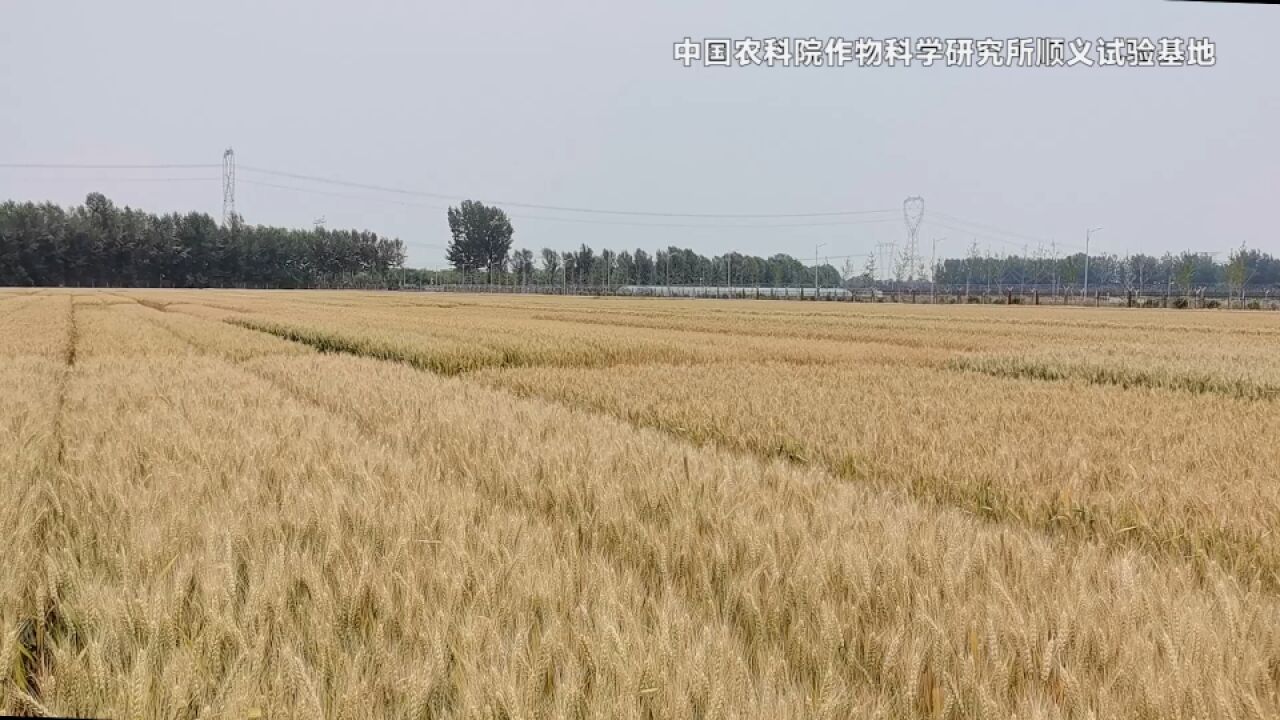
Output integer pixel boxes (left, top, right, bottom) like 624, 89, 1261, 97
3, 288, 1279, 719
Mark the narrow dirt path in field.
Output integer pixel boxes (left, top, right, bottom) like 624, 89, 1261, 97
52, 297, 77, 463
8, 294, 79, 714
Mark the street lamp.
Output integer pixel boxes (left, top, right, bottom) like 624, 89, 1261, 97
931, 237, 946, 302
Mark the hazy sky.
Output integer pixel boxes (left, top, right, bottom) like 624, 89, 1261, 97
2, 0, 1277, 268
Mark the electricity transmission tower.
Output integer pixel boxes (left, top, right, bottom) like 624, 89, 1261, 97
221, 148, 236, 227
900, 196, 925, 281
876, 241, 896, 283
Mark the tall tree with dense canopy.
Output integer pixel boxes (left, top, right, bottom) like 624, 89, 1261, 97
539, 247, 561, 283
445, 200, 514, 281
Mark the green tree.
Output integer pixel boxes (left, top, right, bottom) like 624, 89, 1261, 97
633, 249, 654, 285
561, 251, 576, 287
540, 248, 561, 284
1226, 243, 1253, 305
574, 245, 595, 285
1177, 253, 1197, 298
445, 200, 514, 281
0, 193, 403, 289
615, 250, 635, 286
509, 247, 535, 286
1062, 254, 1081, 288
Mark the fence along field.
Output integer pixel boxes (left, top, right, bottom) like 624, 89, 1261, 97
2, 290, 1280, 718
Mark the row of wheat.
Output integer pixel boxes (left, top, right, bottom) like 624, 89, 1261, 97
1, 290, 1278, 718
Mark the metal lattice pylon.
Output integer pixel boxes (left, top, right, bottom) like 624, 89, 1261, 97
900, 196, 925, 281
222, 148, 236, 227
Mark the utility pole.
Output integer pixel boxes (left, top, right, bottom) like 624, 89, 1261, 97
1085, 228, 1105, 298
1020, 243, 1028, 295
815, 242, 827, 294
931, 237, 944, 303
1051, 240, 1059, 298
965, 239, 976, 299
986, 243, 992, 296
1083, 227, 1102, 297
666, 251, 672, 296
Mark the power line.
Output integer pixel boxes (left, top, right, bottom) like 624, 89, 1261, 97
3, 159, 898, 220
2, 159, 1054, 234
238, 164, 898, 220
0, 176, 219, 183
240, 178, 449, 209
932, 210, 1047, 243
0, 162, 219, 169
1, 159, 1105, 259
929, 218, 1091, 255
932, 210, 1085, 250
241, 178, 903, 230
929, 219, 1029, 251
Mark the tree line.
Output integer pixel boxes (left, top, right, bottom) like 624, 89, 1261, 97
933, 247, 1280, 295
439, 201, 1278, 296
0, 193, 405, 288
420, 243, 845, 288
6, 194, 1275, 295
441, 200, 843, 288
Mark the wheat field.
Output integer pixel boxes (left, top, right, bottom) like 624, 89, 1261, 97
3, 289, 1279, 719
